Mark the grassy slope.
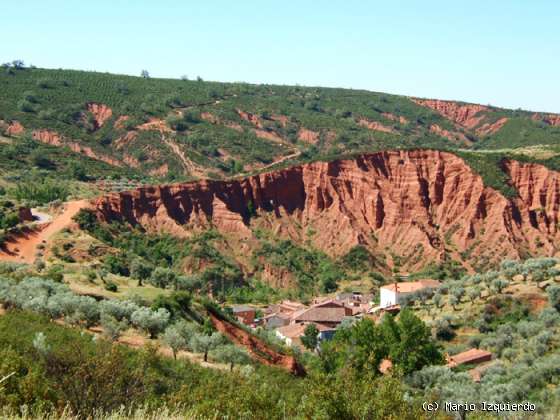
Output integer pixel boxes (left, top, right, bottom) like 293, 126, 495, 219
2, 66, 560, 199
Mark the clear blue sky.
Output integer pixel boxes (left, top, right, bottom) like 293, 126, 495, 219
2, 1, 559, 112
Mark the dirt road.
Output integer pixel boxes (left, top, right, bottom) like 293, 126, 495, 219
0, 200, 89, 263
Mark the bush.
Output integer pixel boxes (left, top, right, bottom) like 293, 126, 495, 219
547, 285, 560, 312
149, 267, 178, 289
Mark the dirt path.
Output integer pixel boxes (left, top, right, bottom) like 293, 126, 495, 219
162, 135, 206, 177
0, 200, 89, 263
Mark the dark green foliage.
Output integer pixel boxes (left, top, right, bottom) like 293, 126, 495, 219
320, 310, 443, 376
410, 259, 467, 281
0, 200, 20, 230
301, 323, 319, 350
255, 240, 342, 295
151, 292, 193, 321
11, 179, 69, 204
103, 253, 130, 277
342, 245, 373, 271
547, 285, 560, 312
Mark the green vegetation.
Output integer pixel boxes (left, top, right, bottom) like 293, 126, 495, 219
0, 264, 435, 419
254, 239, 343, 295
320, 309, 443, 376
2, 65, 559, 194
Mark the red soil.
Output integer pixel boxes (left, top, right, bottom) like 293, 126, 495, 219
209, 313, 305, 376
358, 118, 395, 134
86, 103, 113, 129
92, 150, 560, 272
0, 200, 90, 263
297, 128, 319, 144
413, 99, 487, 129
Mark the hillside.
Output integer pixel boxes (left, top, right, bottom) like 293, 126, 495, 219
83, 150, 560, 289
1, 65, 560, 185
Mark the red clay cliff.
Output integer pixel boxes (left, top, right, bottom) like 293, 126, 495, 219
93, 150, 560, 272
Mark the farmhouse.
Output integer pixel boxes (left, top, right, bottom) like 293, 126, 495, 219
231, 305, 256, 325
379, 280, 441, 308
447, 348, 493, 368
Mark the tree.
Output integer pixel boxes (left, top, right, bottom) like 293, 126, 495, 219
301, 323, 319, 351
448, 295, 459, 310
100, 313, 128, 341
162, 325, 187, 359
131, 307, 170, 338
141, 69, 150, 79
190, 332, 223, 362
387, 309, 444, 374
149, 267, 177, 289
491, 278, 509, 293
213, 345, 250, 371
11, 59, 24, 69
130, 258, 153, 286
547, 285, 560, 312
434, 319, 456, 341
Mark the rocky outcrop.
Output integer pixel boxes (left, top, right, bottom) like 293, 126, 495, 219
236, 109, 263, 128
138, 119, 172, 133
357, 118, 395, 134
429, 124, 468, 143
413, 99, 487, 129
92, 150, 560, 272
33, 129, 63, 146
86, 103, 113, 129
18, 207, 34, 223
114, 115, 130, 129
477, 117, 509, 136
5, 120, 24, 136
533, 113, 560, 127
297, 128, 319, 144
382, 112, 408, 124
32, 129, 123, 167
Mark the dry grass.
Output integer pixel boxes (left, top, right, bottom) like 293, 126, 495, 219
0, 405, 218, 420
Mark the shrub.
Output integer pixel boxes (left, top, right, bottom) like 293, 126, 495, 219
547, 285, 560, 311
100, 313, 128, 341
149, 267, 178, 289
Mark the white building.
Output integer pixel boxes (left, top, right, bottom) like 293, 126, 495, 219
379, 280, 441, 308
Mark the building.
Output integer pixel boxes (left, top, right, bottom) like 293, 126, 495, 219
276, 322, 336, 347
291, 303, 350, 328
447, 348, 492, 368
264, 300, 308, 329
379, 279, 441, 308
231, 305, 256, 326
263, 311, 292, 329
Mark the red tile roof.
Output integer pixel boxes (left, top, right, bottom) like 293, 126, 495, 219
293, 306, 347, 323
447, 348, 492, 367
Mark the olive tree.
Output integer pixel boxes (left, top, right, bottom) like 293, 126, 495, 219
162, 324, 188, 359
190, 332, 223, 362
213, 344, 250, 371
131, 307, 170, 338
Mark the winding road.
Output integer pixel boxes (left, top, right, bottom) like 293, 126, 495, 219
0, 200, 89, 263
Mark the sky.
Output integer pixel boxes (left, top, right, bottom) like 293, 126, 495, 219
2, 1, 559, 112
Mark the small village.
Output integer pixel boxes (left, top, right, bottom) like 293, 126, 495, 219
226, 277, 494, 380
